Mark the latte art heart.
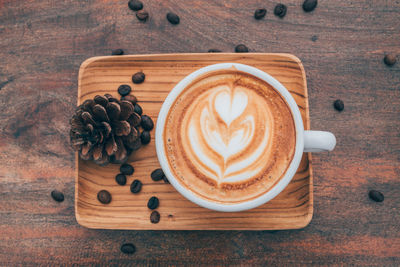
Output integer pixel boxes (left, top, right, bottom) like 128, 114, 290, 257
188, 86, 269, 184
164, 70, 296, 204
214, 88, 247, 126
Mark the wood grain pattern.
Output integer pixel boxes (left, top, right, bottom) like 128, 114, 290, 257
0, 0, 399, 265
76, 53, 313, 230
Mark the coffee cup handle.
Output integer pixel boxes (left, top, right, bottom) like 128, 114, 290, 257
303, 131, 336, 152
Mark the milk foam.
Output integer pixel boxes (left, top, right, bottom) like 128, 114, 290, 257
164, 70, 296, 203
186, 84, 269, 184
214, 86, 247, 126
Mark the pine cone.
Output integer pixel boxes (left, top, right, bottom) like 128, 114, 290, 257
70, 94, 141, 165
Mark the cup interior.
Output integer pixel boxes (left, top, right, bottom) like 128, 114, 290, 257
155, 63, 305, 212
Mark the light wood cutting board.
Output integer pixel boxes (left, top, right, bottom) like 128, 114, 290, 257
75, 53, 313, 230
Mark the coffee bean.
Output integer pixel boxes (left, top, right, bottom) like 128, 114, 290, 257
120, 243, 136, 254
274, 4, 287, 18
147, 196, 159, 210
150, 211, 160, 223
130, 179, 142, 193
115, 173, 127, 186
311, 35, 318, 42
136, 10, 149, 21
235, 44, 249, 53
140, 115, 154, 130
369, 190, 384, 202
128, 0, 143, 11
303, 0, 317, 12
254, 8, 267, 20
132, 72, 145, 84
133, 104, 143, 115
121, 95, 137, 105
208, 49, 222, 53
140, 130, 151, 145
166, 12, 180, 25
118, 85, 131, 96
384, 54, 397, 66
112, 49, 124, 55
97, 190, 112, 204
120, 163, 134, 175
333, 99, 344, 111
51, 190, 64, 202
163, 175, 170, 184
151, 168, 164, 181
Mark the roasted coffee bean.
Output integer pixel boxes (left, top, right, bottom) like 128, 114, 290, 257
121, 95, 137, 105
208, 49, 222, 53
333, 99, 344, 111
303, 0, 317, 12
130, 179, 142, 193
369, 190, 384, 202
140, 115, 154, 130
235, 44, 249, 53
118, 85, 131, 96
120, 243, 136, 254
97, 190, 112, 204
140, 130, 151, 145
150, 211, 160, 223
133, 104, 143, 115
120, 163, 134, 175
136, 10, 149, 21
115, 173, 127, 185
384, 54, 397, 66
132, 72, 145, 83
128, 0, 143, 11
147, 196, 159, 209
274, 4, 287, 18
311, 35, 318, 42
254, 8, 267, 20
112, 49, 124, 55
163, 175, 170, 184
151, 168, 164, 181
51, 190, 64, 202
166, 12, 180, 25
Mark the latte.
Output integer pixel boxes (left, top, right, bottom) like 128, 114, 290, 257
163, 69, 296, 204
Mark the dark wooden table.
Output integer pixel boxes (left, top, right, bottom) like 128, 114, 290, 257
1, 0, 399, 265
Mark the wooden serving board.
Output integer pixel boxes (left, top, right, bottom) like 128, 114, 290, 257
75, 53, 313, 230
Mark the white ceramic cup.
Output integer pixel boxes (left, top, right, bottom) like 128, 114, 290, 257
155, 63, 336, 212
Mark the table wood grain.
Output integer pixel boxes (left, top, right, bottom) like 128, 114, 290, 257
0, 0, 399, 265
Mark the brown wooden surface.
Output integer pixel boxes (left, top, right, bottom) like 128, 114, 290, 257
0, 0, 399, 265
76, 53, 313, 230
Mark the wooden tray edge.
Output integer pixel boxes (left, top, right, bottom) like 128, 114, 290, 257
296, 56, 314, 230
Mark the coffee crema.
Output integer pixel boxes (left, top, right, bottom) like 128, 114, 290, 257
164, 69, 296, 204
